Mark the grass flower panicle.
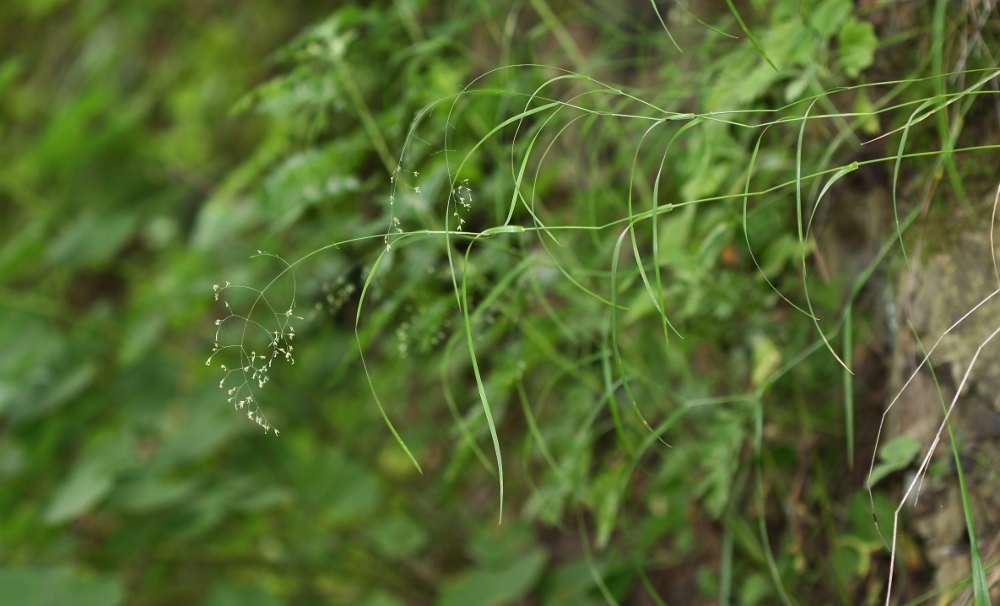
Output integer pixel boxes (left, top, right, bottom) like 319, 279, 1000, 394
206, 252, 305, 436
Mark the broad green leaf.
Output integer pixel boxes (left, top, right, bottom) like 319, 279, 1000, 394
437, 550, 548, 606
154, 408, 242, 468
0, 567, 122, 606
204, 581, 280, 606
783, 74, 809, 102
258, 143, 361, 229
837, 17, 878, 77
28, 363, 97, 420
869, 435, 921, 486
762, 19, 811, 68
806, 0, 852, 40
538, 559, 604, 606
0, 437, 24, 479
30, 88, 113, 178
0, 58, 22, 97
758, 235, 799, 280
118, 316, 165, 367
112, 475, 199, 513
832, 534, 879, 580
47, 212, 137, 269
750, 333, 781, 388
854, 89, 880, 135
44, 465, 113, 525
590, 469, 622, 551
361, 592, 404, 606
738, 572, 773, 606
696, 412, 747, 518
847, 490, 895, 544
468, 523, 541, 569
45, 434, 133, 524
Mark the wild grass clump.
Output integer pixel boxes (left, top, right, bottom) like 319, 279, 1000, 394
209, 1, 1000, 602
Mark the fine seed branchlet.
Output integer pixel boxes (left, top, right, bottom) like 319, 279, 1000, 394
206, 255, 303, 435
384, 162, 428, 250
452, 179, 473, 232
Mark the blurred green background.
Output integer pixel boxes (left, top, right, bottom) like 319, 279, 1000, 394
2, 0, 999, 605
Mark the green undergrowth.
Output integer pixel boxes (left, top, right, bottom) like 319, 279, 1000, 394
2, 0, 999, 605
204, 1, 1000, 604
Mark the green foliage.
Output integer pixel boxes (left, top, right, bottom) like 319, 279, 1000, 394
0, 567, 123, 606
2, 0, 999, 604
868, 435, 921, 488
204, 582, 280, 606
837, 17, 878, 78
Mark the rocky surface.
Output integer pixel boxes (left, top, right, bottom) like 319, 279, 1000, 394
890, 228, 1000, 597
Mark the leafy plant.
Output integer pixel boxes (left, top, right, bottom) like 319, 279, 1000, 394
3, 0, 999, 604
207, 1, 1000, 603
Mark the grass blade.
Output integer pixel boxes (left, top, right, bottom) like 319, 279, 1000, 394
724, 0, 777, 71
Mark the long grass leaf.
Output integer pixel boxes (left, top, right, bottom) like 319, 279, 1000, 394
355, 250, 423, 474
724, 0, 777, 71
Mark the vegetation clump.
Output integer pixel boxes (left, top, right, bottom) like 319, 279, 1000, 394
1, 1, 999, 604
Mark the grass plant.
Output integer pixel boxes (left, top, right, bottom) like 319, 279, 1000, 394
52, 0, 985, 603
212, 12, 1000, 595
